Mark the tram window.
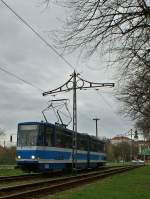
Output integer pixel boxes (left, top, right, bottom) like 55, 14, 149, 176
77, 134, 81, 150
56, 129, 72, 148
101, 142, 104, 152
77, 134, 88, 151
56, 129, 63, 147
45, 127, 52, 146
78, 139, 85, 150
62, 131, 72, 148
95, 141, 99, 152
37, 125, 45, 146
90, 139, 104, 152
96, 142, 100, 152
96, 141, 100, 152
91, 141, 95, 151
91, 139, 98, 152
17, 124, 38, 147
98, 141, 104, 152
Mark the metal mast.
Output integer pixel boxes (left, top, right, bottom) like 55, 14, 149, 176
42, 71, 114, 172
93, 118, 100, 137
72, 71, 77, 171
73, 71, 77, 132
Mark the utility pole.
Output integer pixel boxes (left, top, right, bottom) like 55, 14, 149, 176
130, 129, 133, 161
72, 71, 77, 172
93, 118, 100, 137
124, 129, 139, 161
42, 71, 114, 172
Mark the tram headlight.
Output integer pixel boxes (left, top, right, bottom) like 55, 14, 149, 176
17, 155, 21, 159
31, 155, 36, 160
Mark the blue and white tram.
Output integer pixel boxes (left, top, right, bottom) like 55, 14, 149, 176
16, 121, 106, 171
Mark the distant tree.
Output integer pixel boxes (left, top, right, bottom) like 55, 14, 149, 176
119, 64, 150, 119
0, 128, 6, 147
136, 118, 150, 140
45, 0, 150, 72
119, 57, 150, 137
113, 141, 139, 161
0, 146, 16, 165
105, 143, 115, 161
113, 142, 131, 162
0, 128, 6, 137
44, 0, 150, 133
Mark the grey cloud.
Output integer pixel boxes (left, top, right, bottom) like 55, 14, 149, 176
0, 0, 133, 138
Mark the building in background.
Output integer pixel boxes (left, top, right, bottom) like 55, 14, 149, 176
111, 135, 131, 145
111, 135, 150, 162
138, 140, 150, 163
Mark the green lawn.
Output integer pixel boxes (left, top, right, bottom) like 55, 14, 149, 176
0, 166, 26, 176
44, 166, 150, 199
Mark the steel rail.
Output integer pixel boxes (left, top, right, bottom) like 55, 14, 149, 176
0, 165, 142, 199
0, 173, 43, 183
0, 165, 121, 183
0, 166, 123, 191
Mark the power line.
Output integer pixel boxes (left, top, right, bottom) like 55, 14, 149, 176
96, 90, 125, 123
0, 65, 44, 92
0, 0, 75, 71
0, 0, 123, 137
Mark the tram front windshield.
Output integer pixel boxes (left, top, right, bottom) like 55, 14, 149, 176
17, 124, 39, 147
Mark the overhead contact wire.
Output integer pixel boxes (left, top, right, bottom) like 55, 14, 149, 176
0, 0, 75, 70
0, 66, 44, 92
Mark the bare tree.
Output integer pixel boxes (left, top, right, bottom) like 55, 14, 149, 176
45, 0, 150, 71
119, 65, 150, 119
0, 128, 5, 137
44, 0, 150, 133
113, 142, 131, 162
118, 56, 150, 137
136, 117, 150, 140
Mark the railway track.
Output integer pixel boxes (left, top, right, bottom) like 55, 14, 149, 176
0, 165, 142, 199
0, 173, 43, 183
0, 165, 121, 184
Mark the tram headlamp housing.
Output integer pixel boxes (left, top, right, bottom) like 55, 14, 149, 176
17, 155, 21, 159
31, 155, 36, 160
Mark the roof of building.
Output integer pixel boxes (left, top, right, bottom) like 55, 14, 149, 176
111, 136, 131, 141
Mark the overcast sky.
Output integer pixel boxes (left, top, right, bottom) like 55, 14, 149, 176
0, 0, 134, 143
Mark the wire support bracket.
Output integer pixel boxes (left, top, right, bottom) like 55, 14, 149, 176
42, 70, 114, 173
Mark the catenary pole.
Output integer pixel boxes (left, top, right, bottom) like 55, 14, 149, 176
42, 71, 114, 172
93, 118, 100, 137
72, 71, 77, 171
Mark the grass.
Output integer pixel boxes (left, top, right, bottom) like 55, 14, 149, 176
0, 166, 26, 176
106, 162, 131, 166
43, 166, 150, 199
